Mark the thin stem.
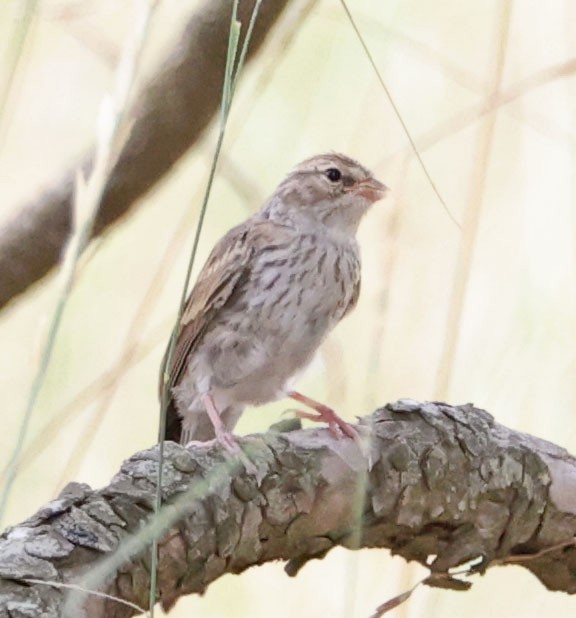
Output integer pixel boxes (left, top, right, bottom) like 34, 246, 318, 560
150, 0, 263, 613
0, 0, 39, 144
338, 0, 461, 230
63, 456, 242, 615
0, 0, 158, 526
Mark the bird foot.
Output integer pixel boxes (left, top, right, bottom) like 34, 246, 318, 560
286, 391, 359, 440
197, 393, 256, 474
185, 433, 256, 475
215, 428, 241, 454
185, 430, 239, 454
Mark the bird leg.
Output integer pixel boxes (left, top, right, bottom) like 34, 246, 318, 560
201, 393, 240, 453
196, 394, 258, 475
286, 390, 358, 439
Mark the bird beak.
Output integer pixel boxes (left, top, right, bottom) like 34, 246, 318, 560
354, 177, 389, 202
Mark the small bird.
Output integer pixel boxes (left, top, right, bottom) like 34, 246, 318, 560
160, 153, 388, 447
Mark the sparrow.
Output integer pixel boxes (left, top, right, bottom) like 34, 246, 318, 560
159, 153, 388, 448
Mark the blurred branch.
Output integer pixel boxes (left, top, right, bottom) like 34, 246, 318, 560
399, 56, 576, 160
0, 0, 297, 311
434, 0, 513, 398
1, 401, 575, 617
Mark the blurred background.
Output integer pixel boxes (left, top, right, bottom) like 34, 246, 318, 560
1, 0, 575, 616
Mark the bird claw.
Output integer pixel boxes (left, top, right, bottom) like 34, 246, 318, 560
286, 391, 359, 441
290, 409, 342, 439
198, 392, 254, 471
215, 429, 240, 454
185, 431, 256, 475
184, 433, 239, 453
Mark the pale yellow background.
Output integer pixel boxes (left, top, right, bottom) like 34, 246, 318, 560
1, 0, 575, 616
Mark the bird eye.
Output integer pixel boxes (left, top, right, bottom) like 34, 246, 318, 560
325, 168, 342, 182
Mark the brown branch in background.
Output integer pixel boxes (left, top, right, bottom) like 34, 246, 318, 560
1, 401, 576, 617
0, 0, 296, 311
2, 0, 573, 313
6, 0, 318, 490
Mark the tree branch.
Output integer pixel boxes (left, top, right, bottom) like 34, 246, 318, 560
1, 400, 575, 617
0, 0, 296, 310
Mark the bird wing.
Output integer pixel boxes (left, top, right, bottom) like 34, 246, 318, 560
158, 217, 293, 404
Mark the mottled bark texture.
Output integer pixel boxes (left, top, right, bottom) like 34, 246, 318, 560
1, 400, 576, 617
0, 0, 296, 310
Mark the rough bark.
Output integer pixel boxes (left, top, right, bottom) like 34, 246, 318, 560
0, 0, 295, 310
1, 400, 575, 617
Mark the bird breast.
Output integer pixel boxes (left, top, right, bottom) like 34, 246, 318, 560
248, 231, 360, 338
189, 230, 361, 407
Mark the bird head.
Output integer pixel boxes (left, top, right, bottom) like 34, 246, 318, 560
265, 153, 389, 235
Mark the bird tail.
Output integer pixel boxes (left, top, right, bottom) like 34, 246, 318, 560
163, 398, 184, 443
